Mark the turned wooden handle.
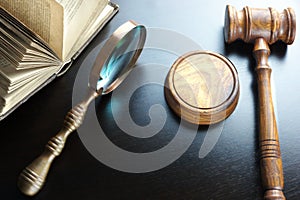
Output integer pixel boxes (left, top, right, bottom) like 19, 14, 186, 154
18, 90, 99, 196
254, 38, 285, 200
18, 104, 86, 196
18, 133, 66, 196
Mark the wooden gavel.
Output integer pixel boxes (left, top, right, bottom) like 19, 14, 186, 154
224, 5, 296, 200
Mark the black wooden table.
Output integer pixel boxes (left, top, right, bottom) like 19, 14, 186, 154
1, 0, 299, 199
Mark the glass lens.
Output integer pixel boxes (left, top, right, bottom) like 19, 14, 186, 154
97, 26, 144, 91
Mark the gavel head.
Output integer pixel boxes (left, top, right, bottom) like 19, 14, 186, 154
224, 5, 296, 45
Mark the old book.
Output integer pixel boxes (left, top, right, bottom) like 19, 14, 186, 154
0, 0, 119, 120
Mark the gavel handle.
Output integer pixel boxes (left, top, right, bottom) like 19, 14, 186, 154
253, 38, 285, 200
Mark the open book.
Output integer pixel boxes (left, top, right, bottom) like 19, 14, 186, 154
0, 0, 119, 120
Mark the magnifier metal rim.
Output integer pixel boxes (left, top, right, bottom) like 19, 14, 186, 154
89, 20, 146, 94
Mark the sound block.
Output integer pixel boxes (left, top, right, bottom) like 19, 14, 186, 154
164, 51, 239, 125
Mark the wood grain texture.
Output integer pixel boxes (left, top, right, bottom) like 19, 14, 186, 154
225, 5, 296, 199
254, 38, 285, 200
164, 51, 239, 125
224, 5, 296, 45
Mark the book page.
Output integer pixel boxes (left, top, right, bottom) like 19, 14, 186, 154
65, 3, 116, 61
0, 66, 59, 115
56, 0, 108, 60
0, 0, 64, 59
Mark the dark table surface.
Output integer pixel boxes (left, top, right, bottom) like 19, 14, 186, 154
1, 0, 300, 199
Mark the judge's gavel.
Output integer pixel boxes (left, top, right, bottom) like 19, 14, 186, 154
224, 5, 296, 200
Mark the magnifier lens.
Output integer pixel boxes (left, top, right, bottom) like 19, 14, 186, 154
97, 26, 144, 91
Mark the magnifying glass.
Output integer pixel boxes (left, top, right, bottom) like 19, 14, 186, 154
18, 20, 146, 196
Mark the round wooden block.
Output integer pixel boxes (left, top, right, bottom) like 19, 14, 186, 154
164, 51, 239, 125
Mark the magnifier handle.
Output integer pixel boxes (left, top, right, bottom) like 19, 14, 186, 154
18, 90, 99, 196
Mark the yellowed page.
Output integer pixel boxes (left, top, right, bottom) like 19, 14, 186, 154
56, 0, 108, 60
0, 66, 59, 114
0, 54, 50, 86
0, 0, 64, 59
65, 4, 115, 61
